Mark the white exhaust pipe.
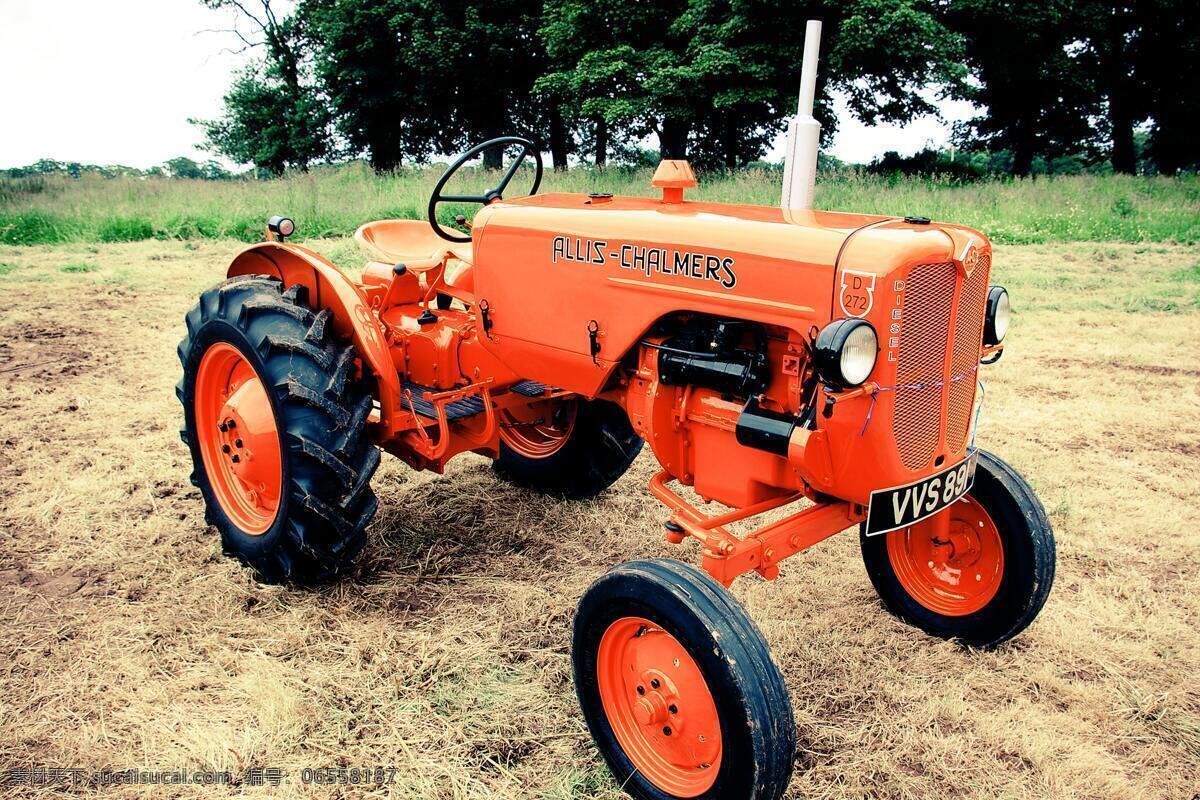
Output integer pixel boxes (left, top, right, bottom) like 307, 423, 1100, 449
781, 20, 823, 211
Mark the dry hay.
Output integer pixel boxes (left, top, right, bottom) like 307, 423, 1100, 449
0, 239, 1197, 798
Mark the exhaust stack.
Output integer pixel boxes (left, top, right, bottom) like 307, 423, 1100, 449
780, 20, 823, 211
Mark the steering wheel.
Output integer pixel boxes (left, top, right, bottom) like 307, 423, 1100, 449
429, 137, 543, 242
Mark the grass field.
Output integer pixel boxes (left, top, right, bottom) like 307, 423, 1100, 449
0, 225, 1198, 798
3, 165, 1199, 248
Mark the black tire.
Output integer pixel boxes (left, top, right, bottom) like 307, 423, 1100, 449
573, 559, 796, 800
177, 275, 380, 584
860, 449, 1055, 648
494, 398, 642, 499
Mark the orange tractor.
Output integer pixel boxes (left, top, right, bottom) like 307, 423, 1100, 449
178, 138, 1054, 798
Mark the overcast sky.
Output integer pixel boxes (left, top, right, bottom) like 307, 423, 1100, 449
0, 0, 975, 169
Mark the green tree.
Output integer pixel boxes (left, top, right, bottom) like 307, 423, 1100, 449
537, 1, 653, 166
538, 0, 711, 164
195, 62, 332, 175
303, 0, 555, 171
943, 0, 1100, 176
683, 0, 965, 169
31, 159, 65, 174
540, 0, 965, 170
1070, 0, 1145, 173
195, 0, 331, 174
164, 157, 206, 179
201, 160, 233, 180
1135, 0, 1200, 173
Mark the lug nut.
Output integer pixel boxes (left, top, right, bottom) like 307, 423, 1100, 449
662, 726, 672, 736
235, 439, 243, 448
231, 454, 240, 463
227, 419, 236, 429
636, 685, 645, 695
219, 422, 228, 432
650, 679, 660, 689
221, 444, 230, 454
669, 704, 678, 714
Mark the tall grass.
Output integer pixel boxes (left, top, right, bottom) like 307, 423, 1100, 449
1, 162, 1197, 246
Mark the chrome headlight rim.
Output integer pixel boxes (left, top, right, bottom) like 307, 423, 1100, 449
984, 285, 1010, 346
814, 318, 879, 390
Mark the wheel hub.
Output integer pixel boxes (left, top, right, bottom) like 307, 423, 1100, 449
596, 617, 721, 797
194, 343, 282, 534
498, 397, 577, 459
886, 497, 1004, 616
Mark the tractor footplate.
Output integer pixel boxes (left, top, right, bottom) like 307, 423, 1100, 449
511, 380, 551, 397
401, 382, 486, 420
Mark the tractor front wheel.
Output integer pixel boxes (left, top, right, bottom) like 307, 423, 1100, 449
178, 276, 380, 584
573, 559, 796, 800
860, 449, 1055, 648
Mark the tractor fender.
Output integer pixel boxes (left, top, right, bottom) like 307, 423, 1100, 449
227, 242, 400, 422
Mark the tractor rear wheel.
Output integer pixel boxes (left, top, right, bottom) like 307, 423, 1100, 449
859, 449, 1055, 648
178, 276, 380, 584
494, 397, 642, 499
573, 559, 796, 800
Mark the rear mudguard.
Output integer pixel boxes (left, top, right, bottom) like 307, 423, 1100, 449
227, 243, 400, 425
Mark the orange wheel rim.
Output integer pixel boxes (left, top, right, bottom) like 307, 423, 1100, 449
498, 398, 576, 459
887, 496, 1003, 616
194, 342, 282, 535
597, 616, 721, 797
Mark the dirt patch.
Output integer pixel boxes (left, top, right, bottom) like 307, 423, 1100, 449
1039, 356, 1200, 379
0, 567, 106, 599
0, 323, 100, 382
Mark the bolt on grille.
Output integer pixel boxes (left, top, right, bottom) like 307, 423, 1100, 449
891, 255, 989, 471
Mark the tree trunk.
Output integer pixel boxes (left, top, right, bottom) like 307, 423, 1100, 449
481, 111, 505, 170
659, 118, 689, 160
1106, 18, 1137, 174
1109, 99, 1137, 174
1152, 113, 1182, 175
1011, 118, 1035, 176
549, 106, 569, 171
482, 142, 503, 170
594, 116, 608, 167
370, 150, 401, 173
368, 126, 402, 173
724, 117, 739, 170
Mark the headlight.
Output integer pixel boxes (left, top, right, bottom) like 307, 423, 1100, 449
267, 215, 295, 239
984, 286, 1010, 345
814, 319, 878, 389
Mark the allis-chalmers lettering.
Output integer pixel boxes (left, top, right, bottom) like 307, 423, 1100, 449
551, 235, 737, 289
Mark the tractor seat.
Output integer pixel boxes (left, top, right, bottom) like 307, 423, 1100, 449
354, 219, 472, 272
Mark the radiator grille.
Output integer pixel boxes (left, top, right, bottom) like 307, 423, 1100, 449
893, 262, 956, 470
946, 254, 990, 450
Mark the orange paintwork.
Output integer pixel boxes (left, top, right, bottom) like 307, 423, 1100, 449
596, 616, 721, 796
194, 342, 282, 534
498, 396, 577, 458
887, 494, 1003, 615
354, 219, 473, 272
223, 163, 997, 586
650, 160, 698, 204
470, 194, 873, 397
649, 470, 864, 586
228, 243, 401, 425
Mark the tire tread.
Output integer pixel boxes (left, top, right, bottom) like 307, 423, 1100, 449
178, 277, 379, 584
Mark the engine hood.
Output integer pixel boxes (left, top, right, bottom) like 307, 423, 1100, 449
484, 192, 887, 267
469, 191, 987, 398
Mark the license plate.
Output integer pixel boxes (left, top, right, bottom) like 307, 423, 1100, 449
864, 452, 979, 537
